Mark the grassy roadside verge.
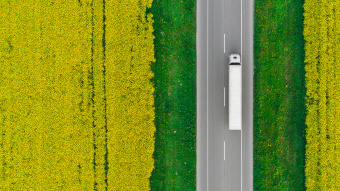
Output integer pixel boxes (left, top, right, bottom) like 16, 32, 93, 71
149, 0, 197, 190
253, 0, 306, 190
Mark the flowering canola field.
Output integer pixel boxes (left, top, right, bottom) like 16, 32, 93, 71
0, 0, 155, 190
304, 0, 340, 190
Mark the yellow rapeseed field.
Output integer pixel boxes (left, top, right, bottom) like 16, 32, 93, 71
106, 0, 155, 190
0, 0, 155, 190
304, 0, 340, 190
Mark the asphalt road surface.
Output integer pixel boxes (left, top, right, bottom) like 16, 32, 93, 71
197, 0, 254, 190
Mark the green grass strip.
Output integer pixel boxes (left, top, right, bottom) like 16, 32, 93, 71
253, 0, 306, 190
149, 0, 197, 190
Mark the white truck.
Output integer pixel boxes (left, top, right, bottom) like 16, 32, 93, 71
229, 54, 242, 130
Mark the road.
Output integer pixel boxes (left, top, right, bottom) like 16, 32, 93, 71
197, 0, 254, 190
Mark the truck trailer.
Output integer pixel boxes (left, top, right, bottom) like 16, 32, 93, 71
229, 54, 242, 130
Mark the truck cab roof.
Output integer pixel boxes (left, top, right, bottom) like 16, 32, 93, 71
229, 54, 241, 65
